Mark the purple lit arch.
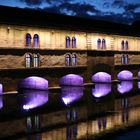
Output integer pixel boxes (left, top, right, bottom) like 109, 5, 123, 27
61, 86, 83, 106
59, 74, 83, 86
117, 81, 133, 94
17, 76, 48, 90
117, 70, 133, 81
19, 90, 48, 110
92, 72, 111, 83
92, 83, 111, 98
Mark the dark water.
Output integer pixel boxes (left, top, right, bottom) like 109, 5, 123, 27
0, 81, 140, 140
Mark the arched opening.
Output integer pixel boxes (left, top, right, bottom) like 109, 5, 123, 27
72, 37, 76, 48
33, 34, 39, 48
17, 76, 48, 90
117, 70, 133, 81
66, 36, 70, 48
26, 33, 31, 47
92, 72, 111, 83
97, 39, 101, 49
25, 53, 32, 68
102, 39, 106, 49
125, 41, 128, 50
72, 54, 76, 66
59, 74, 83, 86
33, 54, 40, 67
65, 54, 71, 66
121, 40, 124, 50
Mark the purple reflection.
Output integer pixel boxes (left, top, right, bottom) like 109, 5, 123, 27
61, 86, 83, 105
138, 71, 140, 78
117, 70, 133, 81
17, 76, 48, 90
117, 81, 133, 94
0, 96, 3, 109
19, 90, 48, 110
92, 83, 111, 98
92, 72, 111, 83
138, 82, 140, 89
59, 74, 83, 86
0, 84, 3, 95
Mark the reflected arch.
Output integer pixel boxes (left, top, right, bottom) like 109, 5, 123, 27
17, 76, 48, 90
117, 70, 133, 81
92, 72, 111, 83
138, 71, 140, 78
59, 74, 83, 86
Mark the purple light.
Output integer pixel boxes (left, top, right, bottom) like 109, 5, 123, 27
138, 71, 140, 78
117, 81, 133, 94
61, 86, 83, 105
0, 96, 3, 109
92, 72, 111, 83
17, 76, 48, 90
92, 83, 111, 98
59, 74, 83, 86
20, 90, 48, 110
117, 70, 133, 81
0, 84, 3, 95
138, 82, 140, 89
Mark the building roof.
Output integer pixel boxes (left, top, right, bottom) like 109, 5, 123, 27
0, 5, 139, 36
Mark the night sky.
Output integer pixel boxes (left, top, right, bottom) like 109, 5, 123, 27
0, 0, 140, 25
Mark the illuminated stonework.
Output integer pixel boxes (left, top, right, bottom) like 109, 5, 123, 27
17, 76, 48, 90
92, 72, 111, 83
59, 74, 83, 86
117, 70, 133, 81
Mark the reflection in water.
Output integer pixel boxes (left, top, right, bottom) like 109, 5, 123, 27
19, 90, 48, 110
117, 81, 133, 94
92, 83, 111, 98
61, 86, 83, 106
121, 98, 128, 123
0, 96, 3, 109
138, 82, 140, 89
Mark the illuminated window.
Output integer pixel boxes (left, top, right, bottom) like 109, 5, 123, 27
33, 34, 39, 48
66, 36, 70, 48
26, 33, 31, 47
66, 54, 71, 66
121, 54, 129, 64
125, 55, 129, 64
102, 39, 106, 49
72, 37, 76, 48
121, 54, 125, 64
33, 54, 40, 67
72, 54, 76, 66
97, 39, 101, 49
25, 53, 32, 68
121, 40, 125, 50
126, 41, 128, 50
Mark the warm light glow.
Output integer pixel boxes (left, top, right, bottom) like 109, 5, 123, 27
61, 86, 83, 105
92, 83, 111, 98
92, 72, 111, 83
117, 70, 133, 81
19, 89, 48, 110
17, 76, 48, 90
117, 81, 133, 94
59, 74, 83, 86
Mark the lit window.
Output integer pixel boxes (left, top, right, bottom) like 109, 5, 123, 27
33, 54, 40, 67
126, 41, 128, 50
33, 34, 39, 48
125, 55, 129, 64
66, 54, 71, 66
66, 36, 70, 48
102, 39, 106, 49
25, 53, 32, 68
26, 33, 31, 47
121, 54, 125, 64
121, 40, 125, 50
72, 54, 76, 66
72, 37, 76, 48
97, 39, 101, 49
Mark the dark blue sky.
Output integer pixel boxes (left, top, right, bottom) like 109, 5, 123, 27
0, 0, 140, 25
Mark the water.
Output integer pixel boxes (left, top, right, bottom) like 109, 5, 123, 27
0, 81, 140, 140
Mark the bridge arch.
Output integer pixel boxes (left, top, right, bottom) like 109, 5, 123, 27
117, 70, 133, 81
59, 74, 83, 86
17, 76, 48, 90
92, 72, 111, 83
